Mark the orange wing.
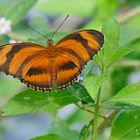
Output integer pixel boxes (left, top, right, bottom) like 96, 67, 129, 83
0, 42, 57, 91
22, 54, 80, 91
56, 30, 104, 69
0, 42, 46, 78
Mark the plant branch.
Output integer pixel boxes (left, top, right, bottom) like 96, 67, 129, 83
118, 6, 140, 23
98, 109, 119, 130
93, 87, 102, 140
114, 59, 140, 68
76, 103, 107, 120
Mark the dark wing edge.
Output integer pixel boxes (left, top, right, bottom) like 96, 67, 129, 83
56, 29, 104, 47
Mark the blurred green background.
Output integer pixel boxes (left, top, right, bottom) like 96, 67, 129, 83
0, 0, 140, 140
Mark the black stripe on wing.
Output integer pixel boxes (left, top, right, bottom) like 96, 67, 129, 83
65, 34, 94, 57
87, 30, 104, 46
58, 48, 86, 67
26, 67, 48, 77
1, 45, 25, 73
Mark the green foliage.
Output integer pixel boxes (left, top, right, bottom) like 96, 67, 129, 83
68, 83, 94, 103
96, 0, 118, 19
80, 125, 89, 140
31, 134, 67, 140
106, 83, 140, 107
5, 0, 37, 25
110, 67, 134, 96
120, 15, 140, 46
0, 35, 9, 45
2, 83, 93, 116
94, 18, 132, 73
82, 61, 95, 76
48, 119, 79, 140
80, 119, 93, 140
107, 48, 133, 66
35, 0, 95, 17
2, 89, 79, 116
110, 109, 140, 140
83, 74, 106, 100
102, 18, 120, 46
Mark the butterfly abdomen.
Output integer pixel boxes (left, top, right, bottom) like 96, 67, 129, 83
49, 58, 57, 85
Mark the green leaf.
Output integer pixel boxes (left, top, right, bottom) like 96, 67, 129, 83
109, 103, 139, 110
96, 0, 117, 19
2, 89, 79, 116
110, 109, 140, 140
95, 19, 120, 72
31, 134, 67, 140
35, 0, 95, 17
83, 74, 106, 100
80, 124, 90, 140
27, 32, 68, 45
48, 118, 79, 140
95, 19, 132, 73
120, 14, 140, 46
0, 2, 11, 15
0, 35, 10, 45
82, 60, 95, 77
68, 82, 94, 103
105, 47, 133, 68
106, 83, 140, 107
102, 18, 120, 46
27, 38, 47, 46
28, 14, 50, 32
110, 67, 134, 96
5, 0, 37, 25
95, 47, 132, 72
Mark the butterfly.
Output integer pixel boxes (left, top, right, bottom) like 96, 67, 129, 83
0, 30, 104, 92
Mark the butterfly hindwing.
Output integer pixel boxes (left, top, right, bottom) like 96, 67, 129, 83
22, 53, 52, 91
55, 54, 80, 89
22, 54, 80, 91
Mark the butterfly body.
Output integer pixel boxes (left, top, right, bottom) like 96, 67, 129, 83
46, 40, 56, 57
0, 30, 104, 92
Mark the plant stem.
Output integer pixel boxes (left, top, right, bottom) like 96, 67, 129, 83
115, 59, 140, 67
93, 88, 101, 140
76, 103, 107, 120
118, 6, 140, 23
98, 109, 119, 130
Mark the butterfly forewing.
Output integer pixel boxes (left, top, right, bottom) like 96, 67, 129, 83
0, 43, 46, 77
56, 30, 104, 69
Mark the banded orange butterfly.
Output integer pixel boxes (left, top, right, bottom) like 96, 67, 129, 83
0, 29, 104, 92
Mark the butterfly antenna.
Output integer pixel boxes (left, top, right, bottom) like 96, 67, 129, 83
50, 14, 69, 40
24, 23, 50, 40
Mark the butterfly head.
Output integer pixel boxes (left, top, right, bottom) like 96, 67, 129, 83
47, 39, 54, 46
